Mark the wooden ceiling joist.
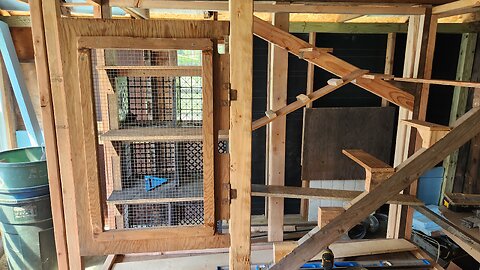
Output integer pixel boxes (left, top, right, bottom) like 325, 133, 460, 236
434, 0, 480, 17
109, 0, 427, 15
270, 106, 480, 269
253, 16, 414, 110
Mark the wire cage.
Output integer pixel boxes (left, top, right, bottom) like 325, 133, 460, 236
92, 48, 209, 230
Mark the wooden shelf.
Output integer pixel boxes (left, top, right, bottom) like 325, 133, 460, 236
107, 180, 204, 205
99, 128, 228, 142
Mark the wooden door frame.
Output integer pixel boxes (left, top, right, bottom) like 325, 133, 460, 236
49, 18, 230, 256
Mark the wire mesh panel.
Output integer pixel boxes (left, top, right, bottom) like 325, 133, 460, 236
91, 48, 211, 231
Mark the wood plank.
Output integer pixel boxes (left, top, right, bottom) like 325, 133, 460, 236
229, 0, 253, 269
443, 33, 477, 194
42, 0, 83, 267
99, 128, 228, 142
273, 239, 418, 263
289, 22, 480, 34
390, 76, 480, 88
102, 254, 118, 270
433, 0, 480, 17
382, 32, 396, 107
302, 107, 395, 180
121, 8, 150, 19
267, 12, 288, 243
28, 0, 69, 269
402, 119, 451, 131
201, 49, 216, 231
78, 37, 212, 50
253, 16, 414, 110
251, 184, 423, 206
0, 56, 16, 149
269, 107, 480, 269
107, 181, 204, 204
110, 0, 427, 15
318, 207, 344, 228
252, 70, 368, 130
342, 149, 395, 172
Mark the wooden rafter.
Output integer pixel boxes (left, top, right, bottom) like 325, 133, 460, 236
253, 16, 414, 110
270, 107, 480, 269
434, 0, 480, 17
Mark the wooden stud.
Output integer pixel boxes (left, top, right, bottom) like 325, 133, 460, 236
229, 0, 253, 269
0, 55, 16, 149
382, 32, 396, 106
443, 33, 477, 194
266, 13, 289, 243
253, 16, 414, 110
270, 107, 480, 270
28, 0, 70, 269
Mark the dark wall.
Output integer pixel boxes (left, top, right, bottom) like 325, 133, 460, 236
251, 32, 462, 215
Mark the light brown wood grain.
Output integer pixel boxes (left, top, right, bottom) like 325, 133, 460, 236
270, 107, 480, 269
229, 0, 253, 269
253, 16, 414, 110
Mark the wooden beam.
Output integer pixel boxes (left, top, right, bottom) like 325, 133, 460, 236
443, 33, 477, 194
102, 254, 118, 270
28, 0, 69, 269
433, 0, 480, 17
270, 107, 480, 269
0, 55, 16, 150
266, 12, 288, 242
109, 1, 427, 15
273, 239, 418, 264
382, 32, 396, 107
253, 16, 414, 110
229, 0, 253, 269
388, 76, 480, 87
252, 70, 368, 130
251, 184, 424, 206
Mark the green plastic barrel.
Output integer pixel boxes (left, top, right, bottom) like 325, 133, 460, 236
0, 147, 57, 270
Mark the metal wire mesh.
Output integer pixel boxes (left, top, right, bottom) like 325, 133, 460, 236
91, 48, 207, 230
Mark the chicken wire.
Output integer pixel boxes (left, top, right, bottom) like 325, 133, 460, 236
91, 49, 208, 230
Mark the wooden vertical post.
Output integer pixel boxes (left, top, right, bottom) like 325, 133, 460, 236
382, 33, 396, 107
267, 12, 288, 242
387, 11, 438, 239
42, 0, 83, 268
229, 0, 253, 269
0, 55, 16, 150
28, 0, 70, 269
300, 32, 316, 220
442, 33, 477, 194
388, 10, 438, 240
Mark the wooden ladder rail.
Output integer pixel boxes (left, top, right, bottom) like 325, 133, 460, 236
270, 107, 480, 270
252, 69, 368, 130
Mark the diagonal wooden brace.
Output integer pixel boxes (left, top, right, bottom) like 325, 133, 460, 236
253, 16, 414, 110
252, 69, 368, 130
270, 107, 480, 270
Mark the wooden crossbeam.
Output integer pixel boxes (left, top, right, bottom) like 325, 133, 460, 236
270, 107, 480, 269
253, 16, 414, 110
252, 69, 368, 130
109, 0, 427, 15
433, 0, 480, 17
251, 184, 423, 206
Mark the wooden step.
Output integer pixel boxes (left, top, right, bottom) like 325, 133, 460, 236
402, 119, 451, 148
318, 207, 345, 229
343, 149, 394, 192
